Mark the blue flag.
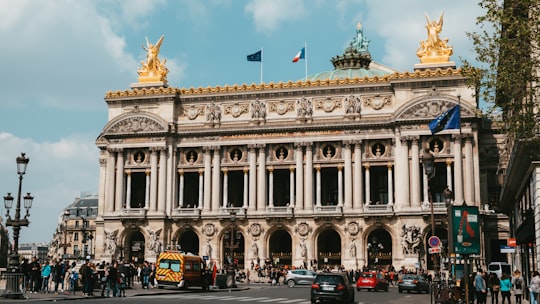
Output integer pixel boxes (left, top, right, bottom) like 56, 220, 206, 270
247, 50, 262, 62
428, 105, 461, 134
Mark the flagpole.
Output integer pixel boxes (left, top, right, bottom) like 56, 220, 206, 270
457, 94, 463, 205
304, 42, 308, 81
260, 47, 263, 84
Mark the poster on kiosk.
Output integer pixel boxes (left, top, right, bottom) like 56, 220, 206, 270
451, 205, 480, 255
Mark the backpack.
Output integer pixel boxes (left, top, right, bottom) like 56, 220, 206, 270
71, 271, 79, 280
515, 278, 522, 289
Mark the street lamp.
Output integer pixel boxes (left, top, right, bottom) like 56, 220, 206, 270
2, 153, 34, 299
367, 237, 384, 270
224, 210, 240, 288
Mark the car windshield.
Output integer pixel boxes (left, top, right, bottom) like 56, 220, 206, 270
402, 275, 419, 280
361, 273, 375, 278
316, 275, 344, 284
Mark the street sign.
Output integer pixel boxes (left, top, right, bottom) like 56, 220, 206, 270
500, 245, 516, 253
428, 236, 441, 248
507, 238, 516, 247
429, 247, 441, 254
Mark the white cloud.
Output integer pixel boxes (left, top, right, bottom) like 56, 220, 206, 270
245, 0, 306, 33
0, 132, 98, 244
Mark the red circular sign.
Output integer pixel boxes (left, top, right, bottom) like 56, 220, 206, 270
428, 236, 441, 248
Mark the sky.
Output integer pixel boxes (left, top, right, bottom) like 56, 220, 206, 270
0, 0, 485, 244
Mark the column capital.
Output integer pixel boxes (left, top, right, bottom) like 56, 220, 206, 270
198, 169, 204, 175
289, 166, 295, 172
314, 164, 321, 171
387, 162, 393, 169
248, 144, 258, 151
243, 167, 249, 173
267, 166, 274, 173
446, 159, 453, 166
178, 169, 184, 175
125, 169, 132, 176
364, 163, 371, 169
222, 168, 228, 174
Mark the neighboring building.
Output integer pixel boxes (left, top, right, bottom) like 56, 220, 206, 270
92, 18, 506, 273
18, 243, 49, 262
49, 194, 98, 262
497, 1, 540, 278
0, 223, 9, 268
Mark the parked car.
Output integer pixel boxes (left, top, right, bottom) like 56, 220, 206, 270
398, 274, 430, 293
311, 272, 355, 304
356, 271, 389, 291
285, 269, 317, 287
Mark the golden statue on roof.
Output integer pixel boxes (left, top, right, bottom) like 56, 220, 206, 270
137, 35, 169, 84
416, 13, 453, 64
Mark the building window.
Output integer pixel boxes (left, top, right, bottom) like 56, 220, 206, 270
74, 232, 79, 241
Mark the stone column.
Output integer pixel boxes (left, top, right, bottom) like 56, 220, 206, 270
115, 149, 125, 211
257, 144, 267, 211
387, 163, 394, 205
315, 165, 321, 206
158, 148, 167, 212
464, 135, 474, 204
446, 160, 453, 191
364, 164, 371, 205
243, 167, 249, 208
410, 137, 421, 207
150, 148, 159, 212
353, 141, 363, 209
395, 136, 410, 210
248, 145, 257, 211
295, 143, 304, 210
145, 170, 150, 209
343, 142, 353, 210
178, 169, 184, 208
125, 170, 132, 209
453, 134, 464, 204
222, 168, 229, 207
304, 143, 313, 210
198, 169, 204, 209
337, 165, 343, 206
212, 147, 221, 211
106, 149, 116, 212
268, 167, 274, 207
289, 166, 295, 207
98, 157, 107, 217
203, 148, 212, 211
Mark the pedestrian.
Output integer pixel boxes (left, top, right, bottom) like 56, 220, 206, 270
512, 270, 524, 304
108, 261, 119, 297
530, 271, 540, 304
20, 258, 29, 292
500, 273, 512, 304
53, 259, 66, 294
488, 272, 501, 304
118, 273, 127, 297
100, 263, 109, 297
40, 260, 52, 293
69, 269, 79, 295
141, 261, 151, 289
474, 269, 488, 304
28, 256, 41, 293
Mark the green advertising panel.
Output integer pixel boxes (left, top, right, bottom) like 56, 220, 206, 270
451, 205, 480, 255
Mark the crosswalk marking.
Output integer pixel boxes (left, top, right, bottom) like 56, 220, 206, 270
238, 297, 270, 301
145, 294, 312, 303
279, 299, 306, 303
259, 298, 289, 302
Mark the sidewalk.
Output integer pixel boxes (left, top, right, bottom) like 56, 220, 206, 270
0, 282, 250, 302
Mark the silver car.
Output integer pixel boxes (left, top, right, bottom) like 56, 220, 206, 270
285, 269, 317, 287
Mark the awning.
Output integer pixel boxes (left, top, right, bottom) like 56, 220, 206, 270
516, 216, 535, 244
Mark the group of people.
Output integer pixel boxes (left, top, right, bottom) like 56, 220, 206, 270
472, 269, 540, 304
18, 256, 158, 297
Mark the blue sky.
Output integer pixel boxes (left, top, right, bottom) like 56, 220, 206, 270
0, 0, 484, 244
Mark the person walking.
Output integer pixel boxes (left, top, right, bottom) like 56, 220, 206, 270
28, 257, 41, 293
500, 273, 512, 304
141, 261, 151, 289
100, 263, 110, 297
488, 272, 501, 304
512, 270, 524, 304
474, 269, 488, 304
530, 271, 540, 304
40, 260, 52, 293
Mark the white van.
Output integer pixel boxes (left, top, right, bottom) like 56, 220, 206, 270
488, 262, 511, 278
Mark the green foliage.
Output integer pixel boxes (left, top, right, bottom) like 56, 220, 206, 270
462, 0, 539, 139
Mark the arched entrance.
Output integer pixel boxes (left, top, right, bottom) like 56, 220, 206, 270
127, 231, 145, 264
222, 229, 245, 269
317, 229, 341, 270
177, 230, 199, 255
269, 230, 292, 267
366, 229, 392, 270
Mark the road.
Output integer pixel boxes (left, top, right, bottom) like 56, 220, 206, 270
14, 283, 432, 304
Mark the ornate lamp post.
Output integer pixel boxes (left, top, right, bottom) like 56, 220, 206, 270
2, 153, 34, 298
367, 236, 384, 270
224, 210, 240, 288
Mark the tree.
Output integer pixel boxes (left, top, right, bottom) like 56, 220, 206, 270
462, 0, 540, 140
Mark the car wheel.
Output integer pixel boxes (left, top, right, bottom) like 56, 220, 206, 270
357, 287, 361, 291
310, 299, 316, 304
287, 280, 295, 288
398, 288, 402, 293
385, 285, 389, 292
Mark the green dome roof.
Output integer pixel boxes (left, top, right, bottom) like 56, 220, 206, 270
305, 23, 395, 81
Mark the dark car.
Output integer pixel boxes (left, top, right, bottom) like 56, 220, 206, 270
285, 269, 318, 287
311, 272, 355, 304
398, 274, 430, 293
356, 271, 389, 291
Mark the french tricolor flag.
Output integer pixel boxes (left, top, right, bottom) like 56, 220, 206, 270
292, 47, 305, 63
